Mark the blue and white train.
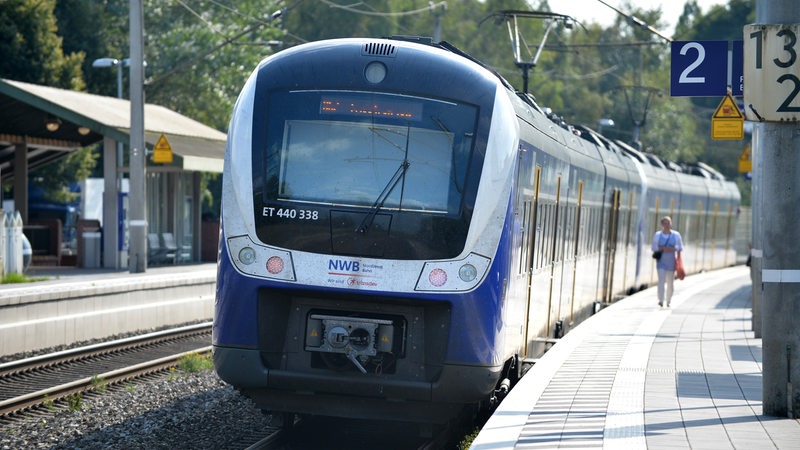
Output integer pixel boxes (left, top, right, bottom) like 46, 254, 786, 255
213, 37, 740, 424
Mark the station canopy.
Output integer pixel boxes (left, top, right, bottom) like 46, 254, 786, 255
0, 78, 227, 182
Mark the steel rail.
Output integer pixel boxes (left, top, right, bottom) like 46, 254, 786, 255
0, 346, 211, 416
0, 323, 211, 418
0, 321, 211, 377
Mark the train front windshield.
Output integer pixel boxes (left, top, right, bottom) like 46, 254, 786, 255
254, 90, 481, 260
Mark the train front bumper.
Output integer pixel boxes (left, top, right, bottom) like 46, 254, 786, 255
213, 345, 502, 423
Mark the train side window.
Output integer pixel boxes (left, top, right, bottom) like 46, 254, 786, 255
573, 181, 584, 258
520, 201, 532, 274
532, 166, 542, 271
539, 203, 550, 269
537, 203, 546, 269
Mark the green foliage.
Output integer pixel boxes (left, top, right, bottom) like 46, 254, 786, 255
4, 0, 755, 206
91, 375, 108, 393
1, 273, 48, 284
458, 427, 481, 449
201, 173, 221, 219
30, 146, 98, 204
142, 0, 285, 131
56, 0, 126, 97
0, 0, 84, 89
66, 392, 83, 411
176, 352, 213, 373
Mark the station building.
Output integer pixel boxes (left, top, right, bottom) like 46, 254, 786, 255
0, 78, 226, 269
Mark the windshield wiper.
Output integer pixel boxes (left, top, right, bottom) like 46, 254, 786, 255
356, 159, 410, 233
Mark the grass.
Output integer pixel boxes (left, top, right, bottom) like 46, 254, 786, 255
66, 393, 83, 411
1, 273, 48, 284
91, 375, 107, 393
458, 427, 481, 449
176, 352, 213, 373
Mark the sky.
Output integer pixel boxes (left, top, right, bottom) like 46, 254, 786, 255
551, 0, 728, 35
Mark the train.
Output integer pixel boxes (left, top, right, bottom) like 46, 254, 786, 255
212, 36, 740, 425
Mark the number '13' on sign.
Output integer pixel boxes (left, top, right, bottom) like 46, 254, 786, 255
744, 24, 800, 121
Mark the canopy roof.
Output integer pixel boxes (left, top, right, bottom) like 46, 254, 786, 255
0, 78, 227, 179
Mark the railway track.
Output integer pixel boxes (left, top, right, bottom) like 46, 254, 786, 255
1, 321, 465, 447
0, 322, 211, 419
242, 415, 460, 449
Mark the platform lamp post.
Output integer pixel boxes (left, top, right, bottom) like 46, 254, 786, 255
91, 58, 129, 172
92, 58, 135, 270
91, 58, 127, 99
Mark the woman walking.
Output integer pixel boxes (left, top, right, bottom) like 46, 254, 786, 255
652, 216, 684, 307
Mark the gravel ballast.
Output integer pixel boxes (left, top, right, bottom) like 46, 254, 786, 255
0, 370, 272, 449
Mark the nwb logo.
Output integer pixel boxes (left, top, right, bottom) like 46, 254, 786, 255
329, 259, 360, 272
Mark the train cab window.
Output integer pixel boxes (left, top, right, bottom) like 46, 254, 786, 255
264, 91, 476, 214
253, 89, 484, 260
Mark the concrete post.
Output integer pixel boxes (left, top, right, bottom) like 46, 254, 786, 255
753, 0, 800, 418
750, 124, 762, 338
13, 143, 27, 224
129, 0, 147, 273
102, 136, 120, 268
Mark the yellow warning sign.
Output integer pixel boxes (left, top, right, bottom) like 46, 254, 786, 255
310, 329, 318, 337
713, 93, 743, 119
153, 133, 173, 163
711, 93, 744, 140
739, 145, 751, 173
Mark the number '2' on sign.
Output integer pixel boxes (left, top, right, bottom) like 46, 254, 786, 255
671, 41, 730, 97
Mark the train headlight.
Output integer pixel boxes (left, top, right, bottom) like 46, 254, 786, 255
428, 268, 448, 287
415, 253, 491, 292
227, 235, 296, 281
365, 61, 387, 84
266, 256, 285, 274
458, 264, 477, 282
238, 247, 256, 265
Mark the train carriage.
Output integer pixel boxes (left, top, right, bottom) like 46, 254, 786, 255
213, 37, 740, 425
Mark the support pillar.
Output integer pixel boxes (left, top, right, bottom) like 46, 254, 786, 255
752, 0, 800, 418
13, 143, 27, 223
102, 136, 121, 269
129, 0, 146, 273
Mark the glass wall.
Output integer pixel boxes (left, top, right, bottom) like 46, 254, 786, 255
146, 171, 195, 264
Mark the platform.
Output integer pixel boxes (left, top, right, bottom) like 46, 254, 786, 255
471, 266, 800, 449
0, 263, 216, 356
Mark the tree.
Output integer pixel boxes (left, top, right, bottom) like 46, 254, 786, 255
31, 147, 98, 204
36, 0, 755, 202
0, 0, 84, 88
0, 0, 95, 204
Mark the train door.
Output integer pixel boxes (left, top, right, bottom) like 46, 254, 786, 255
620, 191, 634, 293
521, 165, 541, 358
724, 203, 735, 266
709, 202, 719, 269
545, 176, 562, 340
602, 189, 621, 304
695, 200, 705, 271
568, 181, 584, 324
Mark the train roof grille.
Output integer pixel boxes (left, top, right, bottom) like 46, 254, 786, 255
363, 42, 397, 57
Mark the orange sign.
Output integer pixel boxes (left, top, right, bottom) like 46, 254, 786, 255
153, 134, 173, 163
711, 93, 744, 140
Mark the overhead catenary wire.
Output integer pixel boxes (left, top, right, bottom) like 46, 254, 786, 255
320, 0, 447, 18
145, 1, 300, 88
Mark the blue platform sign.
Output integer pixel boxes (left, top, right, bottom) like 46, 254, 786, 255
671, 40, 729, 96
731, 40, 743, 96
